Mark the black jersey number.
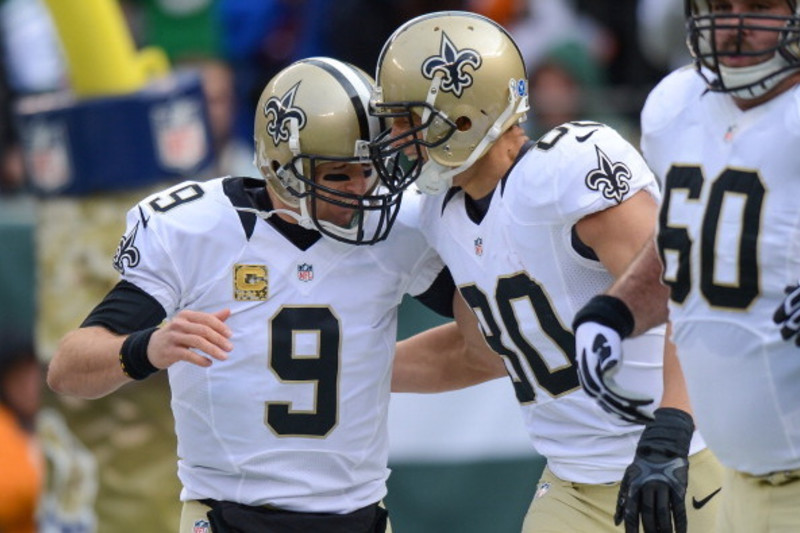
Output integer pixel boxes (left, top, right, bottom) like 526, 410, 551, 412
460, 273, 579, 404
148, 183, 205, 213
265, 307, 340, 437
534, 121, 604, 151
657, 166, 763, 309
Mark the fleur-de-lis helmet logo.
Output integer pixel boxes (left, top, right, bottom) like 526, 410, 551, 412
263, 82, 307, 146
585, 146, 632, 204
421, 32, 482, 97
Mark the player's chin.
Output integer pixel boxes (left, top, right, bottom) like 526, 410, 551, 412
322, 208, 359, 228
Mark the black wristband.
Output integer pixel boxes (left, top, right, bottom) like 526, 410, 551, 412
639, 407, 695, 457
572, 294, 635, 339
119, 326, 159, 380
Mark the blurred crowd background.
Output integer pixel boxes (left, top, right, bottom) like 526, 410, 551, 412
0, 0, 687, 532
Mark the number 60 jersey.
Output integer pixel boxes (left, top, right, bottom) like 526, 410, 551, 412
417, 122, 703, 484
113, 176, 445, 512
642, 67, 800, 476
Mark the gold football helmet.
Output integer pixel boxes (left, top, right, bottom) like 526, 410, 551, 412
254, 57, 399, 245
372, 11, 529, 194
686, 0, 800, 99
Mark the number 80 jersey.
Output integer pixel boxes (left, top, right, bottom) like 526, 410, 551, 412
418, 122, 670, 484
115, 177, 444, 512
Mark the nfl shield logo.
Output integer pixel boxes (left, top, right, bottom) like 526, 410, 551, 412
193, 519, 210, 533
474, 237, 484, 257
151, 97, 208, 172
22, 119, 72, 192
297, 263, 314, 282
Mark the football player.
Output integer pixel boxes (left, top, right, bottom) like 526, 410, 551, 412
574, 1, 800, 532
46, 57, 462, 533
375, 11, 722, 533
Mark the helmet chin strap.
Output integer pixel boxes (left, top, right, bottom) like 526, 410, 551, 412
233, 204, 314, 229
415, 80, 529, 195
719, 54, 797, 99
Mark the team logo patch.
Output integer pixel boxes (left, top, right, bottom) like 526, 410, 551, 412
474, 237, 484, 257
584, 146, 632, 204
421, 32, 482, 97
113, 221, 141, 274
297, 263, 314, 282
234, 264, 269, 301
193, 519, 210, 533
534, 482, 551, 500
264, 82, 307, 147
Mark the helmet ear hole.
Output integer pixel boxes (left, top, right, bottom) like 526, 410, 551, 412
271, 160, 281, 174
455, 116, 472, 131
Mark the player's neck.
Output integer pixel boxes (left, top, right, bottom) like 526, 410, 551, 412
455, 164, 500, 200
455, 126, 528, 199
265, 187, 301, 225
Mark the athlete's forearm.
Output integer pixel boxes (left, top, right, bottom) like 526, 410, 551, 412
392, 322, 505, 392
47, 326, 132, 399
659, 324, 693, 414
608, 238, 670, 337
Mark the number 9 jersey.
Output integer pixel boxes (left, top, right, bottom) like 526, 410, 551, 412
113, 176, 445, 512
642, 66, 800, 476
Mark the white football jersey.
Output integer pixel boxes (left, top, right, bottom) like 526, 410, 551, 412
642, 67, 800, 476
419, 122, 689, 483
114, 177, 444, 512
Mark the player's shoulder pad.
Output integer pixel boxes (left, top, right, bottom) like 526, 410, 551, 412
785, 84, 800, 135
509, 121, 655, 224
132, 178, 227, 232
641, 66, 705, 136
523, 121, 647, 192
394, 187, 423, 228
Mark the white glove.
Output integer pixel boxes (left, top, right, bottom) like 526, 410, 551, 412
575, 321, 655, 424
773, 282, 800, 345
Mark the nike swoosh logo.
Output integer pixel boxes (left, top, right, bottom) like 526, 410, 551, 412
576, 130, 599, 143
692, 487, 721, 509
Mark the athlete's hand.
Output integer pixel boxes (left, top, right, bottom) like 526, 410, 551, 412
575, 320, 654, 424
148, 309, 233, 369
773, 282, 800, 345
616, 408, 693, 533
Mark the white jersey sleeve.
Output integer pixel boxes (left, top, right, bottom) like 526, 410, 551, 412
508, 122, 660, 227
640, 66, 708, 185
389, 189, 446, 298
115, 180, 220, 313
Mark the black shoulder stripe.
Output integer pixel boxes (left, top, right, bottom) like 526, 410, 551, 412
441, 187, 462, 214
414, 266, 456, 318
222, 176, 258, 240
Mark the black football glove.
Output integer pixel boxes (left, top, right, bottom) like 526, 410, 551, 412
616, 408, 693, 533
773, 282, 800, 345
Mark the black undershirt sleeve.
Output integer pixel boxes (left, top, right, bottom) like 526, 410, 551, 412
412, 267, 456, 318
80, 280, 167, 334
